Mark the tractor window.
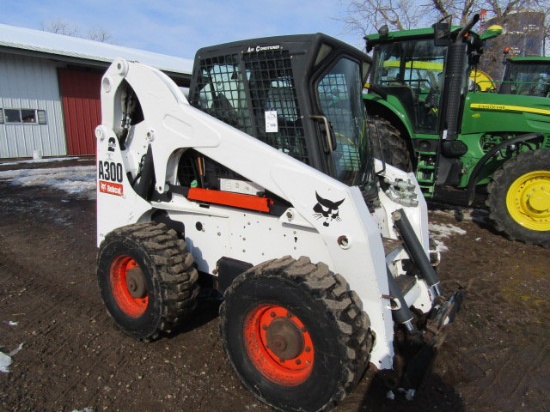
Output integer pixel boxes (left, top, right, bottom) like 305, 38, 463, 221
317, 57, 371, 186
373, 39, 447, 92
501, 62, 550, 97
372, 39, 447, 133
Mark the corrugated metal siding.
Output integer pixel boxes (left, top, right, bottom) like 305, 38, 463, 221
0, 53, 66, 158
58, 69, 102, 156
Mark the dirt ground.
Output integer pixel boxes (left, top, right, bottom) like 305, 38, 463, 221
0, 158, 548, 412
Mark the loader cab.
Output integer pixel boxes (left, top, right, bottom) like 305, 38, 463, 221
188, 33, 375, 193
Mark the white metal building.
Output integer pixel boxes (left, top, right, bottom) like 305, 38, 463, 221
0, 23, 193, 159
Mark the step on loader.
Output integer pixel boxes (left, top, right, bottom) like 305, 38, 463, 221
96, 34, 461, 411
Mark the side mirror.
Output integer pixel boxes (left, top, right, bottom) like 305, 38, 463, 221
433, 22, 451, 46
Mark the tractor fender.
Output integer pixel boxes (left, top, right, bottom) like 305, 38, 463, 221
364, 94, 415, 141
465, 132, 544, 205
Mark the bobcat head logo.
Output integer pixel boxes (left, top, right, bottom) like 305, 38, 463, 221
313, 192, 345, 227
108, 137, 116, 152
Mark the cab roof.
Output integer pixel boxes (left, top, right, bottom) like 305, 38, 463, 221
507, 56, 550, 63
365, 26, 464, 46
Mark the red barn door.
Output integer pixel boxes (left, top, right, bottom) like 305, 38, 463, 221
58, 69, 102, 156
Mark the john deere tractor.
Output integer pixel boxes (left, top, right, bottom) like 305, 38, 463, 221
500, 55, 550, 97
364, 14, 550, 247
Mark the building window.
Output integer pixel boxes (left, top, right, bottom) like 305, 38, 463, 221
22, 109, 36, 123
1, 109, 47, 124
37, 110, 47, 124
5, 109, 21, 123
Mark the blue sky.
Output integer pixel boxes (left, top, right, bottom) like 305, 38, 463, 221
0, 0, 364, 59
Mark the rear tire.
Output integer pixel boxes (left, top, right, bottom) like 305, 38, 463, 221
368, 115, 413, 172
486, 149, 550, 247
220, 256, 371, 412
97, 222, 199, 340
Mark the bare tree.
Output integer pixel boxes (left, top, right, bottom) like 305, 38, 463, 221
341, 0, 549, 79
341, 0, 438, 35
41, 20, 80, 37
87, 26, 112, 43
341, 0, 548, 40
42, 19, 112, 43
481, 4, 549, 77
341, 0, 550, 74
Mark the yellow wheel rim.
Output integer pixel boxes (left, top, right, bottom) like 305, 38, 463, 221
506, 170, 550, 231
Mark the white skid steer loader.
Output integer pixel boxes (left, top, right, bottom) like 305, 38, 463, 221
96, 33, 461, 411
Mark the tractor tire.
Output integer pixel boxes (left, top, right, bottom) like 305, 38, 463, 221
486, 149, 550, 248
219, 256, 372, 412
97, 222, 199, 340
368, 115, 413, 172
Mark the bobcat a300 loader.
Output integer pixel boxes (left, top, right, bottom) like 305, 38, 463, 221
96, 33, 461, 411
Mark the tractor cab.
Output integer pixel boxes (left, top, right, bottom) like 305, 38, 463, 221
500, 56, 550, 98
363, 15, 550, 248
365, 18, 500, 137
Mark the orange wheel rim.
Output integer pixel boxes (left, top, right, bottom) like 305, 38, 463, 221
110, 256, 149, 317
243, 304, 314, 386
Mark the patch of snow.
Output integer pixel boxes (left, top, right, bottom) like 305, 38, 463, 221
0, 157, 80, 166
429, 222, 467, 237
431, 207, 490, 225
0, 343, 24, 373
0, 24, 193, 76
429, 222, 467, 252
0, 352, 12, 373
9, 343, 24, 357
0, 166, 96, 200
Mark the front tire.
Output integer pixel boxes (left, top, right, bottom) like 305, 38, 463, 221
368, 115, 413, 172
486, 149, 550, 247
220, 256, 371, 412
97, 222, 199, 340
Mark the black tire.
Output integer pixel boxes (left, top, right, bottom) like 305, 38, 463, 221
368, 115, 413, 172
486, 149, 550, 248
97, 222, 199, 340
220, 256, 372, 412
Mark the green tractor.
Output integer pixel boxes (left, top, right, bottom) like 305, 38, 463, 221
363, 14, 550, 247
500, 55, 550, 98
